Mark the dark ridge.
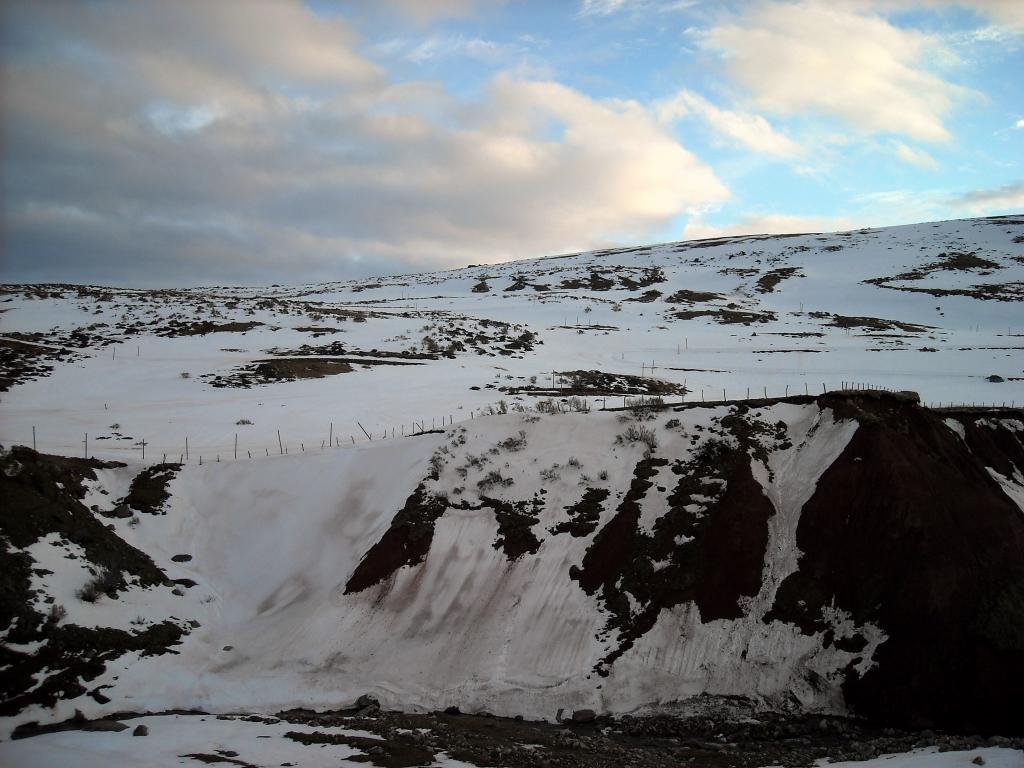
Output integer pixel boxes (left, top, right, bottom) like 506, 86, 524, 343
755, 267, 802, 294
944, 413, 1024, 480
567, 409, 798, 674
0, 447, 186, 718
671, 308, 777, 325
664, 289, 723, 304
1, 621, 185, 718
768, 393, 1024, 735
481, 494, 543, 561
572, 456, 668, 597
113, 463, 182, 517
549, 488, 610, 537
0, 446, 162, 588
157, 320, 263, 337
343, 484, 449, 594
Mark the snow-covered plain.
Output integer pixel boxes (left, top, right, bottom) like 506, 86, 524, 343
1, 215, 1022, 464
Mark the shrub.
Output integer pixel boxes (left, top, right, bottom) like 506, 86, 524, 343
540, 465, 561, 482
498, 430, 527, 452
180, 371, 191, 379
598, 469, 609, 481
477, 470, 514, 491
45, 603, 67, 627
77, 569, 119, 603
567, 456, 582, 468
236, 418, 253, 425
616, 425, 658, 452
566, 396, 590, 412
428, 453, 445, 479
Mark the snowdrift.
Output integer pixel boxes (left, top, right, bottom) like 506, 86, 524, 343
3, 391, 1024, 738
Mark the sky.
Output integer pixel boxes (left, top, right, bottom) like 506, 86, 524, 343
0, 0, 1022, 286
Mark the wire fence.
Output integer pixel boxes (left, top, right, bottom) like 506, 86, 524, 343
19, 381, 1020, 467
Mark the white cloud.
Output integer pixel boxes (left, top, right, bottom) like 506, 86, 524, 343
578, 0, 696, 15
701, 1, 971, 142
683, 212, 856, 240
949, 180, 1024, 213
579, 0, 633, 16
892, 141, 939, 169
1015, 118, 1024, 129
381, 0, 499, 23
658, 89, 802, 157
1, 1, 729, 282
858, 1, 1024, 31
402, 34, 519, 63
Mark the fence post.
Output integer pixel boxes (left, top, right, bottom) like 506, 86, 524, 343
234, 433, 238, 460
278, 430, 283, 454
32, 426, 36, 452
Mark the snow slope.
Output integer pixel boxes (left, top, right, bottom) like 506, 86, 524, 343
4, 391, 1024, 739
1, 215, 1022, 465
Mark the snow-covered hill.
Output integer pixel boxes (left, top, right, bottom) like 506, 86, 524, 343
1, 214, 1022, 464
3, 216, 1024, 765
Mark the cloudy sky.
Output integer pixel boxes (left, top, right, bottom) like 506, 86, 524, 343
1, 0, 1022, 285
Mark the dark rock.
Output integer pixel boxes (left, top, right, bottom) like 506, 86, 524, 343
171, 554, 192, 562
444, 706, 461, 715
132, 724, 148, 736
81, 720, 128, 732
356, 694, 379, 708
572, 709, 597, 723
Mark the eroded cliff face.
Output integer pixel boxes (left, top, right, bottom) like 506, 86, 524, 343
4, 393, 1024, 735
766, 394, 1024, 733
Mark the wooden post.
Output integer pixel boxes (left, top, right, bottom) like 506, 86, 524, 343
140, 439, 147, 461
186, 436, 189, 461
329, 422, 333, 447
357, 422, 372, 440
32, 426, 36, 452
84, 432, 88, 458
278, 430, 283, 454
234, 433, 238, 460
